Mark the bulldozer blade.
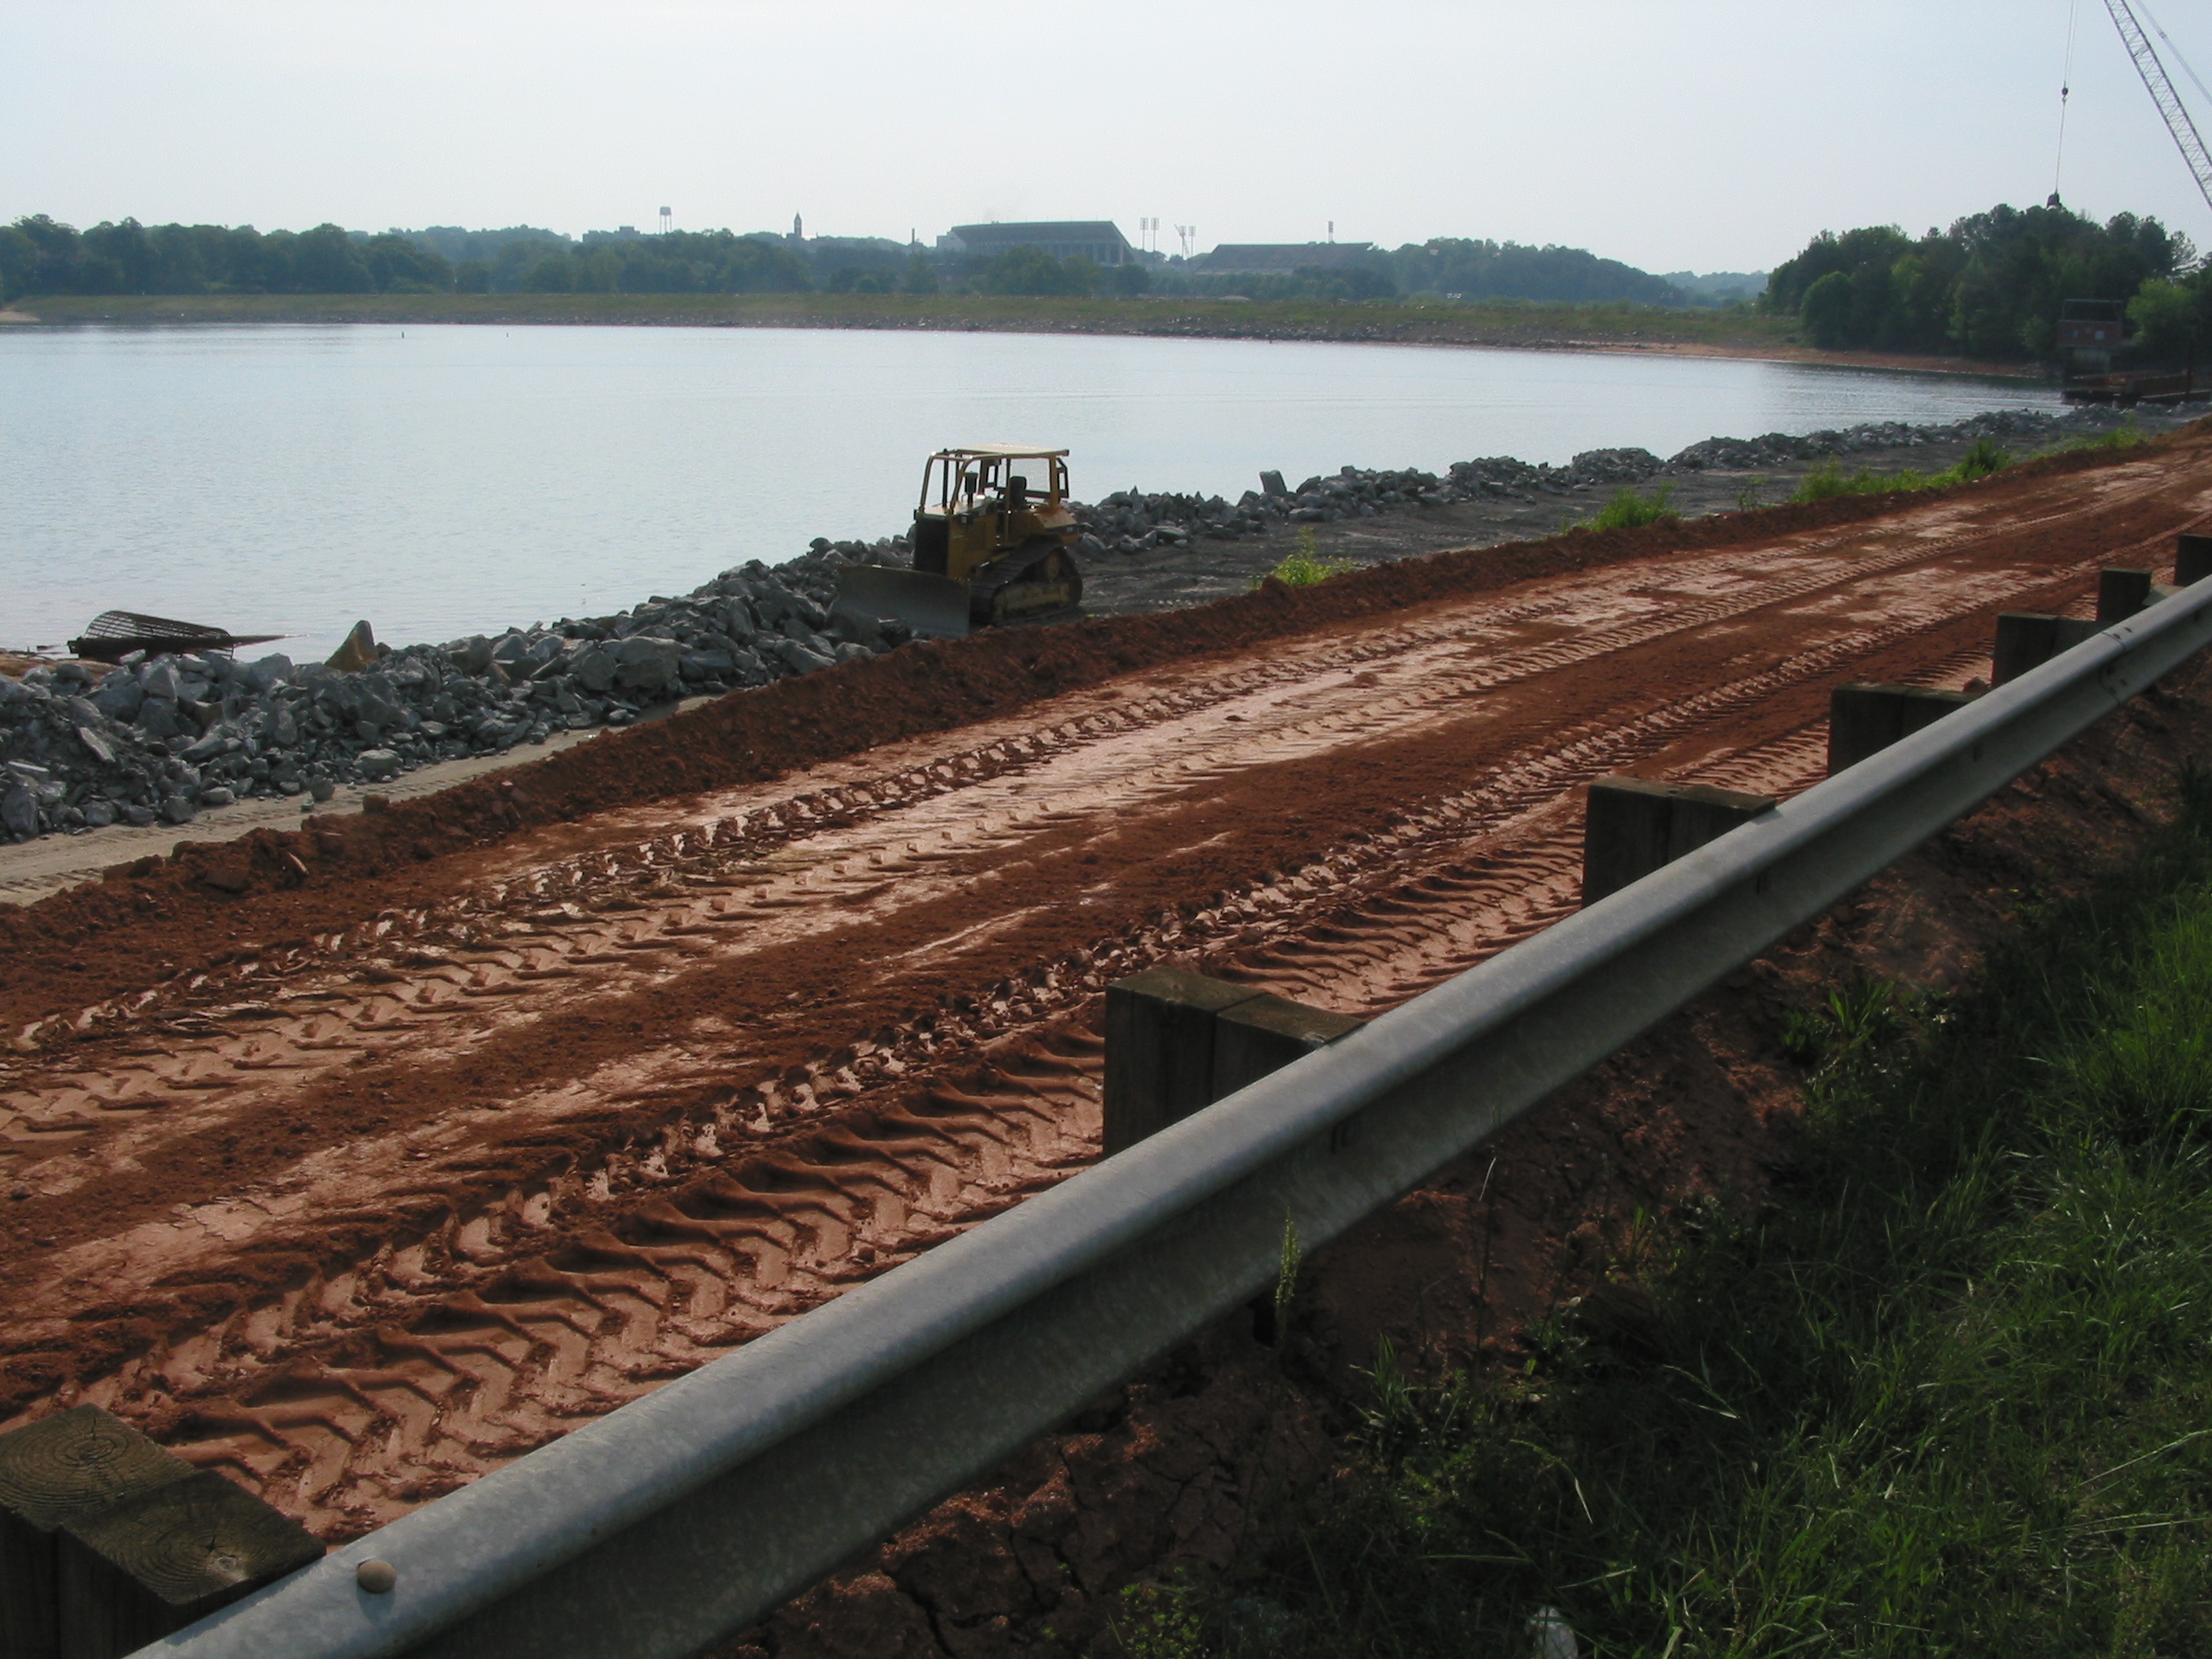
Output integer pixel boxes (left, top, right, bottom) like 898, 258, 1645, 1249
831, 565, 972, 641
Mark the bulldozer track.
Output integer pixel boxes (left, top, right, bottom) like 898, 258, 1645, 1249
1, 452, 2205, 1539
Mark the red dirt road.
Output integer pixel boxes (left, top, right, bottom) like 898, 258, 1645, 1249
3, 430, 2209, 1544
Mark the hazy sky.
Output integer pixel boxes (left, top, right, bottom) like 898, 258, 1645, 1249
7, 1, 2210, 276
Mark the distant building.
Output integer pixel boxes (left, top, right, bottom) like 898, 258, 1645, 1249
939, 221, 1135, 267
1190, 241, 1377, 276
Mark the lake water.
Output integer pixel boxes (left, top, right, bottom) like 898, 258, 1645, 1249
1, 323, 2057, 661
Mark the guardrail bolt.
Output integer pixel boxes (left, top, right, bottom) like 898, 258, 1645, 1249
1825, 682, 1979, 775
1992, 612, 2104, 685
2177, 533, 2212, 587
0, 1406, 322, 1659
1581, 778, 1776, 905
355, 1559, 398, 1595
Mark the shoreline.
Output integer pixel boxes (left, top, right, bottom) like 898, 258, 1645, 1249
0, 292, 2048, 382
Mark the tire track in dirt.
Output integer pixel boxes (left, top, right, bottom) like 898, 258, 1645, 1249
1, 454, 2207, 1539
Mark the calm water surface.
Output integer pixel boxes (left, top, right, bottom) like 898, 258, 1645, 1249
1, 324, 2056, 660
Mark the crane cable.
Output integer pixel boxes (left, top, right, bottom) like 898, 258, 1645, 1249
2054, 0, 2080, 206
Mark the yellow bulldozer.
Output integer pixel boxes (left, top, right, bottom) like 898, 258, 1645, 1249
830, 445, 1085, 640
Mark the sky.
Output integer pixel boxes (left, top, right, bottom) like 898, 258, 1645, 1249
6, 0, 2211, 276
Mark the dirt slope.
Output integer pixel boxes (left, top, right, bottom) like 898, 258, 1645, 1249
0, 429, 2207, 1567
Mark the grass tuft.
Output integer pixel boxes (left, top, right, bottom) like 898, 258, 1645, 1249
1255, 529, 1359, 590
1578, 483, 1679, 533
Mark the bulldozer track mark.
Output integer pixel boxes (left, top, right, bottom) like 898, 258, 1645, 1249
1, 452, 2204, 1539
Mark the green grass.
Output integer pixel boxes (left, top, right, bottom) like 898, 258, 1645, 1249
1256, 530, 1360, 590
1577, 484, 1679, 533
1128, 767, 2212, 1657
1789, 436, 2013, 505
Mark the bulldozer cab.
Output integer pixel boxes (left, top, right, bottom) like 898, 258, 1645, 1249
912, 446, 1074, 581
831, 443, 1086, 642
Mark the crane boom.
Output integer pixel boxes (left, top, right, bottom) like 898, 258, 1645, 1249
2105, 0, 2212, 213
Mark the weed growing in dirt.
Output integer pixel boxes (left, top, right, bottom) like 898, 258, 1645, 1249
1733, 476, 1766, 511
1573, 483, 1678, 534
1255, 529, 1358, 590
2076, 414, 2149, 452
1189, 765, 2212, 1655
1792, 439, 2013, 504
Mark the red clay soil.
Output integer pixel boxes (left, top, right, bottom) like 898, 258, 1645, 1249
725, 655, 2212, 1659
0, 424, 2208, 1644
0, 434, 2161, 1039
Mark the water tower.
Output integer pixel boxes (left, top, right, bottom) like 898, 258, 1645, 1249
658, 206, 672, 235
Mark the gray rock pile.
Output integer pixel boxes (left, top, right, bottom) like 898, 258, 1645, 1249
1067, 407, 2154, 541
0, 540, 915, 842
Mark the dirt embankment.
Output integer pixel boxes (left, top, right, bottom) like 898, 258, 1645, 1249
0, 424, 2207, 1647
723, 580, 2212, 1659
0, 433, 2157, 1041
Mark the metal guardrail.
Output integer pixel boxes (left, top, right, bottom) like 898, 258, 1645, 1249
143, 582, 2212, 1659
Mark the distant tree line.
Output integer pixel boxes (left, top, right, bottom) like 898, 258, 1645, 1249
0, 213, 1749, 311
1762, 203, 2196, 359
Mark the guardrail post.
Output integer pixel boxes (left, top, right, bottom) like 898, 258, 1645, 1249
1103, 967, 1262, 1156
0, 1408, 319, 1659
1993, 612, 2103, 685
2177, 533, 2212, 587
1825, 682, 1978, 775
1582, 777, 1776, 905
2099, 568, 2155, 623
1104, 972, 1368, 1158
0, 1407, 194, 1659
1213, 993, 1367, 1101
55, 1471, 322, 1659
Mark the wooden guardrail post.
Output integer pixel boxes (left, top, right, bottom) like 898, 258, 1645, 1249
2098, 567, 2156, 623
1581, 778, 1776, 906
56, 1472, 323, 1659
1992, 612, 2102, 685
1212, 993, 1367, 1101
1103, 967, 1263, 1156
1825, 682, 1978, 775
0, 1407, 320, 1659
2176, 533, 2212, 588
1103, 971, 1367, 1156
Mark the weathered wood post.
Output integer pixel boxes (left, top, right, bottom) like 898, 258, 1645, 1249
1992, 613, 2102, 685
2098, 567, 2155, 623
0, 1408, 194, 1659
1581, 778, 1776, 905
1825, 682, 1978, 775
2176, 532, 2212, 587
1103, 972, 1367, 1157
55, 1470, 323, 1659
0, 1407, 320, 1659
1102, 966, 1262, 1156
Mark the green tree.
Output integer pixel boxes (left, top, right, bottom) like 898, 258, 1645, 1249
453, 259, 491, 294
977, 245, 1100, 296
523, 253, 574, 292
284, 223, 375, 293
2128, 275, 2212, 364
361, 232, 452, 293
901, 250, 940, 294
0, 223, 34, 301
